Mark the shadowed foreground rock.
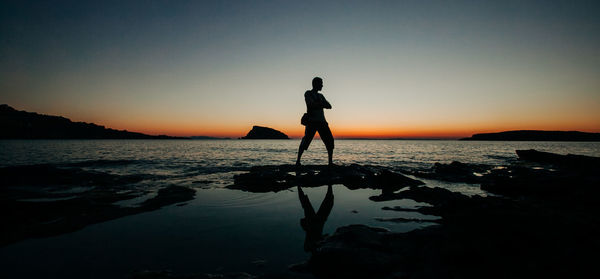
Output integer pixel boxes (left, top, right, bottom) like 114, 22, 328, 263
405, 149, 600, 198
298, 151, 600, 278
406, 161, 491, 184
130, 270, 258, 279
302, 184, 600, 279
516, 149, 600, 169
0, 164, 195, 246
480, 150, 600, 197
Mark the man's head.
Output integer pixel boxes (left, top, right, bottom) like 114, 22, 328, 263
312, 77, 323, 91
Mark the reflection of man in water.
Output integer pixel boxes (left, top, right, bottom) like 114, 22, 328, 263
296, 77, 334, 166
297, 184, 334, 252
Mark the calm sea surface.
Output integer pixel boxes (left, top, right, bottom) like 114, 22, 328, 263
1, 139, 599, 278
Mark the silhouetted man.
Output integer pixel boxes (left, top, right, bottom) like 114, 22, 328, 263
297, 184, 334, 252
296, 77, 334, 166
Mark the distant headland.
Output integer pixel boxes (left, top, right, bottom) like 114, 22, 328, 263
461, 130, 600, 141
240, 126, 289, 139
0, 104, 185, 139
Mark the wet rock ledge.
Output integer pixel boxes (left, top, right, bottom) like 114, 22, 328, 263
297, 150, 600, 279
229, 164, 424, 193
0, 164, 195, 246
228, 150, 600, 279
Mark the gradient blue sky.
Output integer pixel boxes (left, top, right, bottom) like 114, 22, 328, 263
1, 0, 599, 137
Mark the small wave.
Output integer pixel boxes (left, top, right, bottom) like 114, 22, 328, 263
65, 159, 141, 167
485, 155, 517, 162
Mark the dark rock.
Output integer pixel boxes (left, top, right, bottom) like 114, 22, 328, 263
240, 126, 289, 139
481, 166, 569, 197
516, 149, 600, 170
130, 270, 257, 279
480, 150, 600, 198
460, 130, 600, 141
264, 264, 318, 279
381, 206, 425, 212
300, 152, 600, 278
0, 166, 195, 246
308, 183, 600, 278
369, 185, 470, 205
387, 186, 470, 206
308, 225, 399, 278
375, 217, 441, 223
372, 169, 424, 193
408, 161, 491, 184
404, 150, 600, 199
228, 164, 423, 193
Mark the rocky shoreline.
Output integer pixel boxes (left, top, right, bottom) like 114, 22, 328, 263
223, 149, 600, 279
2, 149, 599, 278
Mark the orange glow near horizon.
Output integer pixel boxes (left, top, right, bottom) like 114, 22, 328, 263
105, 121, 600, 139
14, 101, 599, 140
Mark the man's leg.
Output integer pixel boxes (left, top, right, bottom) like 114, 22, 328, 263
318, 124, 335, 165
297, 125, 317, 165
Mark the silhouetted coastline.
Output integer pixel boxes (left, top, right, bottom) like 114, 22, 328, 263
0, 104, 186, 139
289, 138, 453, 140
461, 130, 600, 141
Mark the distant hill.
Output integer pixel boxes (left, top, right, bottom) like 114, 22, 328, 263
240, 126, 289, 139
0, 104, 186, 139
460, 130, 600, 141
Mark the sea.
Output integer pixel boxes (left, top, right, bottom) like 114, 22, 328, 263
1, 139, 599, 278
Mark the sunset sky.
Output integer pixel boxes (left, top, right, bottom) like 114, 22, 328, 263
1, 0, 599, 138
